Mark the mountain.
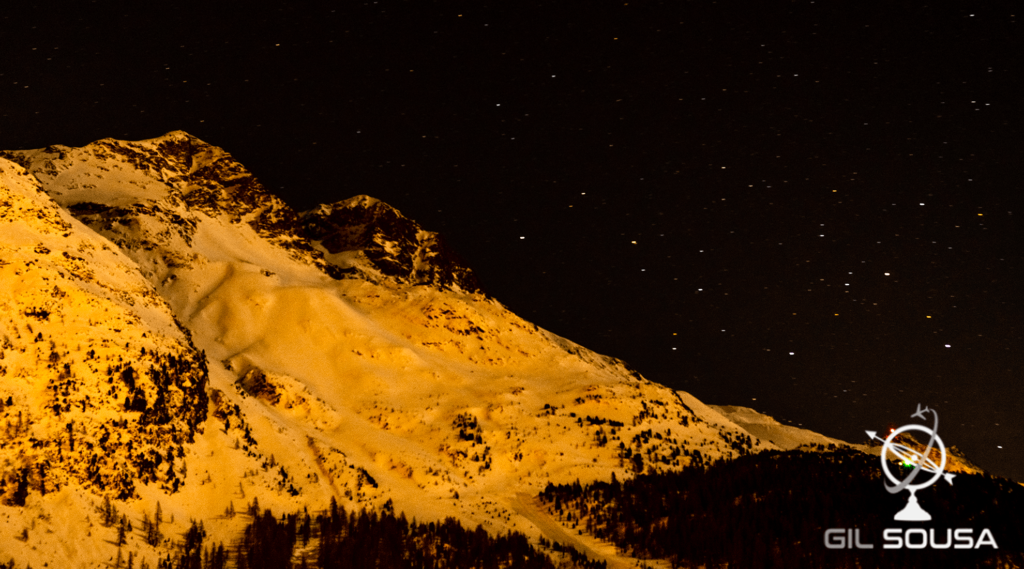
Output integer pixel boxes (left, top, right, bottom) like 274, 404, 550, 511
0, 132, 982, 568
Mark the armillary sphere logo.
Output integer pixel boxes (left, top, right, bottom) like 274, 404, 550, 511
866, 404, 956, 521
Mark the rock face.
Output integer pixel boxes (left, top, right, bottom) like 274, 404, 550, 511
299, 195, 482, 292
0, 131, 812, 568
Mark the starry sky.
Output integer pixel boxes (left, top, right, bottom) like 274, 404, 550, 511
2, 2, 1019, 481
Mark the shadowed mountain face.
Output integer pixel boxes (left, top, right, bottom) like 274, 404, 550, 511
541, 449, 1024, 568
299, 195, 481, 293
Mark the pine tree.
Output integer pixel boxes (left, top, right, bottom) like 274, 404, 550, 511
300, 509, 312, 545
179, 520, 205, 569
235, 547, 248, 569
143, 510, 161, 546
37, 462, 47, 496
214, 544, 226, 569
12, 467, 29, 506
100, 495, 114, 526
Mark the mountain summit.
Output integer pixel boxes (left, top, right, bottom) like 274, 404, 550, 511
3, 131, 478, 292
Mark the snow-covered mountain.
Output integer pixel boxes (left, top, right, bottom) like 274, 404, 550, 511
0, 132, 971, 568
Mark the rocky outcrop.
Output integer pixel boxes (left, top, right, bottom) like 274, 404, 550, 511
299, 195, 482, 292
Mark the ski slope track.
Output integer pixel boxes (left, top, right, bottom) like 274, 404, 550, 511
0, 132, 985, 567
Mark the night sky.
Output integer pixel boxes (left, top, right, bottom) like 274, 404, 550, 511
2, 2, 1019, 481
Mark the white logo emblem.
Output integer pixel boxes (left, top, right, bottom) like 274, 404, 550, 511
866, 404, 955, 521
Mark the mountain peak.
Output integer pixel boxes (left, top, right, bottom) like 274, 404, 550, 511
5, 134, 482, 292
335, 194, 383, 210
299, 193, 482, 292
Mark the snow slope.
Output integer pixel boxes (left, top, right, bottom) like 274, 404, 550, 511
708, 404, 854, 451
0, 156, 211, 568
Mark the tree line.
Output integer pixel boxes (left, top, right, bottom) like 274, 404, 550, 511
539, 449, 1024, 568
150, 497, 604, 569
